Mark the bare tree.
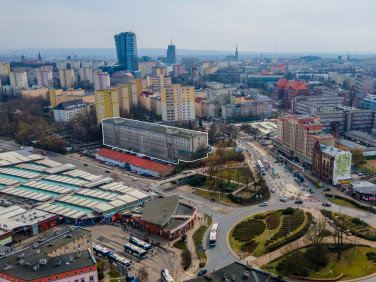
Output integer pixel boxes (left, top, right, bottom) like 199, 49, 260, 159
137, 266, 148, 282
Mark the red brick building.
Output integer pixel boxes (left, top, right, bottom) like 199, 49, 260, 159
273, 78, 310, 107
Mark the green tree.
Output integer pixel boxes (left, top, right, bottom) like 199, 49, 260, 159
351, 148, 366, 165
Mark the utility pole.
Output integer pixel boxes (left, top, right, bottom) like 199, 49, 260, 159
239, 241, 242, 260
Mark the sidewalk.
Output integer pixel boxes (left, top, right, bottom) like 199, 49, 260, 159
165, 211, 206, 282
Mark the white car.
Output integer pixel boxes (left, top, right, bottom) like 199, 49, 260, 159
259, 202, 268, 207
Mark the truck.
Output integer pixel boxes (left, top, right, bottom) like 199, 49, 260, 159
20, 146, 33, 152
293, 171, 304, 182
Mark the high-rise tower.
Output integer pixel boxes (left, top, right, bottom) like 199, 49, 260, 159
114, 32, 139, 71
167, 41, 176, 64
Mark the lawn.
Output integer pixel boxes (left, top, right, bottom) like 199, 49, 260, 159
230, 209, 311, 257
192, 216, 211, 267
263, 246, 376, 280
214, 167, 254, 184
326, 197, 360, 210
194, 189, 235, 205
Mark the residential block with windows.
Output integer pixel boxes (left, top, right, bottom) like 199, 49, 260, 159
161, 84, 195, 124
95, 89, 120, 124
102, 117, 208, 163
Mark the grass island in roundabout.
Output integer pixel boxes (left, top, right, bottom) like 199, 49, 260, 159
230, 208, 376, 280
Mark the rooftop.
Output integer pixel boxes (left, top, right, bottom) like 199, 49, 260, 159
140, 195, 179, 227
0, 227, 95, 281
96, 148, 175, 175
320, 144, 346, 156
103, 117, 206, 137
54, 99, 87, 111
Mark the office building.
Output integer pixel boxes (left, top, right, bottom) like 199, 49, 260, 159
9, 71, 28, 88
94, 71, 110, 90
53, 99, 90, 122
95, 89, 120, 123
36, 69, 53, 88
161, 84, 195, 124
293, 95, 345, 114
312, 142, 351, 185
49, 89, 94, 107
59, 69, 75, 89
138, 62, 156, 77
0, 62, 10, 75
102, 117, 208, 163
274, 115, 334, 165
166, 42, 176, 64
0, 226, 98, 282
80, 67, 94, 85
114, 32, 138, 71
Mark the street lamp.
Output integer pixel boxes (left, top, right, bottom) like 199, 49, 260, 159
329, 270, 332, 281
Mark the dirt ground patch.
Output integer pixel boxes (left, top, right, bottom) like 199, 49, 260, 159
266, 213, 280, 230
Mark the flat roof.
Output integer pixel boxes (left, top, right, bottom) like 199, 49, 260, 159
140, 196, 179, 227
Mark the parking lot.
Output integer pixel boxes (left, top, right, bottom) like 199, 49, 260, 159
89, 224, 176, 282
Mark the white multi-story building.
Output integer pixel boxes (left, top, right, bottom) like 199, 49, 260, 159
53, 99, 90, 122
94, 71, 110, 90
36, 69, 54, 88
9, 71, 28, 88
59, 69, 75, 89
56, 61, 67, 70
0, 62, 10, 75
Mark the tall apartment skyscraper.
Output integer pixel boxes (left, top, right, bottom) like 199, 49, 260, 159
166, 42, 176, 64
95, 89, 120, 123
114, 32, 138, 71
161, 84, 195, 124
36, 69, 54, 88
93, 71, 110, 90
59, 69, 75, 89
9, 72, 28, 88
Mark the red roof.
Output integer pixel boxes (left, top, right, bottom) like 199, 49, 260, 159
195, 97, 204, 103
96, 148, 175, 175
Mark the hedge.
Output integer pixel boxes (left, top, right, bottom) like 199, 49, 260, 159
264, 212, 312, 253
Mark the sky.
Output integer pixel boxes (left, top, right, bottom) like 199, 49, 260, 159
1, 0, 376, 53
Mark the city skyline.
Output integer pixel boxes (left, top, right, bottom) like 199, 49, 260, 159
1, 0, 376, 52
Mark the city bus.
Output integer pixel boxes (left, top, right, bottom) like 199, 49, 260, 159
124, 243, 148, 259
129, 237, 152, 252
108, 251, 132, 268
257, 160, 265, 175
209, 223, 219, 247
92, 243, 111, 257
161, 269, 174, 282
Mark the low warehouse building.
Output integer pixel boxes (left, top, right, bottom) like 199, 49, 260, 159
96, 148, 175, 178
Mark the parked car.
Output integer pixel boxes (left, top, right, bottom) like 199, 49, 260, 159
309, 188, 314, 193
198, 269, 207, 276
358, 172, 364, 176
41, 151, 47, 156
83, 164, 88, 166
350, 169, 355, 174
132, 178, 137, 181
295, 200, 303, 204
280, 197, 287, 202
322, 203, 331, 207
271, 188, 275, 193
105, 170, 111, 173
323, 187, 331, 191
304, 183, 308, 187
259, 202, 268, 207
80, 154, 85, 157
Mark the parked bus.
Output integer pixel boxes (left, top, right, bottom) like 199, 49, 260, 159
129, 237, 152, 252
92, 243, 111, 257
161, 269, 174, 282
108, 251, 132, 268
257, 160, 265, 175
124, 243, 148, 259
209, 223, 219, 247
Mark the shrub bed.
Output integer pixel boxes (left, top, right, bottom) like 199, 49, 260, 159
241, 240, 259, 253
265, 212, 312, 253
266, 213, 280, 230
173, 240, 191, 270
233, 219, 266, 242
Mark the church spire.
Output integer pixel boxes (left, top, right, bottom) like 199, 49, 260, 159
235, 45, 239, 61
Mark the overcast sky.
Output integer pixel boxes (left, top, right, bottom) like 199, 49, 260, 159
1, 0, 376, 52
